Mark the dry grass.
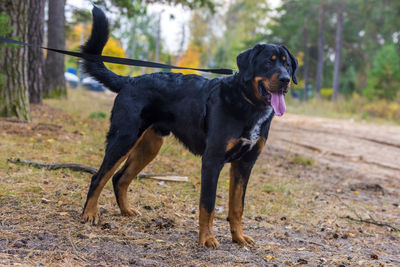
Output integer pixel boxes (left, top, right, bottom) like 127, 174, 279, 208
0, 89, 399, 266
286, 93, 400, 125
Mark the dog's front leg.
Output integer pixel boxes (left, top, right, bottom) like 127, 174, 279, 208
228, 160, 256, 247
199, 155, 224, 249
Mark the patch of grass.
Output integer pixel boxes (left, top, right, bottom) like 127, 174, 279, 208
23, 186, 42, 194
89, 111, 107, 119
263, 184, 288, 193
290, 155, 314, 165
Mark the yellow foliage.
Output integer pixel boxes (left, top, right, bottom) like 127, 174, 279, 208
173, 44, 201, 75
291, 79, 304, 90
364, 100, 400, 120
66, 24, 90, 51
102, 38, 129, 76
66, 24, 129, 76
296, 51, 304, 67
320, 88, 333, 99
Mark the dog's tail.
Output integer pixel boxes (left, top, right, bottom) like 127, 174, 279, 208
81, 6, 127, 93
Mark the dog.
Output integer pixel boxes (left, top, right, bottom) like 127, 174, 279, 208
81, 6, 297, 248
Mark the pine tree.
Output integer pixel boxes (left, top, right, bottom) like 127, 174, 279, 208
28, 0, 45, 104
44, 0, 67, 98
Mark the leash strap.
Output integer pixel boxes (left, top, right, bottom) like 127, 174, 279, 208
0, 36, 234, 75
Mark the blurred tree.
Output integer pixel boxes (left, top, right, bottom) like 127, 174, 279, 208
0, 1, 30, 120
94, 0, 216, 18
263, 0, 400, 101
315, 1, 325, 99
267, 0, 319, 99
364, 44, 400, 100
213, 0, 270, 69
28, 0, 45, 104
188, 11, 213, 67
173, 44, 201, 75
44, 0, 67, 98
332, 0, 345, 101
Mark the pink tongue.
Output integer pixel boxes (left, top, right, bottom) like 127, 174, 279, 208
270, 93, 286, 116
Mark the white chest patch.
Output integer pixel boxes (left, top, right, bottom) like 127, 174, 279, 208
240, 108, 273, 149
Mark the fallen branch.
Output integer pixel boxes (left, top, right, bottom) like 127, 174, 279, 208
8, 158, 97, 174
8, 158, 188, 182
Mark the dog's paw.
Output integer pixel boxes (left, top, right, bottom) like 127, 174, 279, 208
199, 236, 220, 249
120, 208, 141, 217
81, 210, 100, 225
232, 234, 255, 247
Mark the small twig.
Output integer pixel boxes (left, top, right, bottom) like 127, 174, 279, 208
67, 230, 78, 252
341, 215, 400, 232
327, 193, 363, 219
67, 230, 88, 263
327, 193, 400, 232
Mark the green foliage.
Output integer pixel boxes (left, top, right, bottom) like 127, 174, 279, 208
0, 12, 11, 36
320, 88, 333, 100
0, 13, 12, 85
212, 0, 270, 69
364, 44, 400, 100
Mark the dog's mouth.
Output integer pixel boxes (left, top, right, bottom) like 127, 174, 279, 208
258, 80, 287, 116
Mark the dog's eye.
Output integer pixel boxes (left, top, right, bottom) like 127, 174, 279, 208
284, 62, 289, 68
266, 61, 272, 66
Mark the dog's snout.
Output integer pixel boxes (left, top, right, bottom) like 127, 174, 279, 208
278, 75, 290, 84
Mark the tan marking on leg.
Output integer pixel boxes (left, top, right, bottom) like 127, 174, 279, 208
226, 138, 240, 153
257, 137, 266, 153
198, 206, 219, 248
82, 155, 129, 224
228, 162, 255, 247
83, 130, 148, 224
117, 127, 163, 215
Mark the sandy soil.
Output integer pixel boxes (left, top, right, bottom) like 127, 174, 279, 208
270, 114, 400, 189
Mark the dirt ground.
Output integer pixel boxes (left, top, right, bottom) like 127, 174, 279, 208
0, 91, 399, 266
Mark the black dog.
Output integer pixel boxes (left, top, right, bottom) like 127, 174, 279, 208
81, 7, 297, 248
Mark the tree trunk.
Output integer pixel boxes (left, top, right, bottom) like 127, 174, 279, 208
155, 10, 163, 72
315, 2, 325, 99
332, 0, 345, 101
302, 25, 310, 101
44, 0, 66, 98
28, 0, 45, 104
0, 0, 31, 120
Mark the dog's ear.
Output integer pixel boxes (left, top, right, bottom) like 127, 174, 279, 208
281, 45, 298, 84
237, 44, 264, 82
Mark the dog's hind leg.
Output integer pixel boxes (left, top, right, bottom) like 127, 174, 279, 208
112, 126, 163, 216
82, 122, 144, 225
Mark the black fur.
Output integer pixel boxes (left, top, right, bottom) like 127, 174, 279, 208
81, 6, 128, 92
81, 6, 298, 244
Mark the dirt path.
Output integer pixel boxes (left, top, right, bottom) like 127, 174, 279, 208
269, 114, 400, 186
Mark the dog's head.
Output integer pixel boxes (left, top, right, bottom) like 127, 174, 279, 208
237, 44, 298, 116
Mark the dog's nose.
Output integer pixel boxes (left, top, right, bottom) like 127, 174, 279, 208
279, 76, 290, 84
